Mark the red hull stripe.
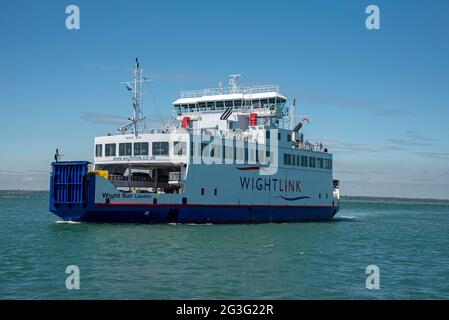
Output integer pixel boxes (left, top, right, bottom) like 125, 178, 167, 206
236, 166, 262, 171
95, 202, 337, 209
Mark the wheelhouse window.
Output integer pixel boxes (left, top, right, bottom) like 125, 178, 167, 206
119, 143, 132, 156
95, 144, 102, 157
105, 143, 116, 157
152, 142, 169, 156
277, 99, 286, 109
216, 101, 224, 110
207, 101, 215, 110
134, 142, 149, 156
174, 141, 187, 156
225, 100, 233, 108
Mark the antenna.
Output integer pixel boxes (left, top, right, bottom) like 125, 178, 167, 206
54, 148, 63, 162
290, 98, 296, 130
228, 74, 241, 94
118, 58, 151, 135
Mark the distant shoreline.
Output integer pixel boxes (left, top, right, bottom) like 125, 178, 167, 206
340, 195, 449, 204
1, 190, 448, 204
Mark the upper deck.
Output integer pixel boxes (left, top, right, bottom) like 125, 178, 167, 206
173, 84, 287, 116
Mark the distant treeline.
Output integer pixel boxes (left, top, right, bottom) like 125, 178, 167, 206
341, 195, 449, 204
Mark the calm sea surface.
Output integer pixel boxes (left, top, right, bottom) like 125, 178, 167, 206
1, 191, 448, 299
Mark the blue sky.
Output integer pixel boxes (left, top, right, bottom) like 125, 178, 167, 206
0, 0, 448, 198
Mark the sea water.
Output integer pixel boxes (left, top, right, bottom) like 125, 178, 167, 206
1, 191, 448, 299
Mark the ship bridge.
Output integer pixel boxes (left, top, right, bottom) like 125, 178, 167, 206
172, 75, 288, 133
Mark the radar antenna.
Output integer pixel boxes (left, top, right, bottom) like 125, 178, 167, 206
228, 74, 241, 94
118, 58, 151, 135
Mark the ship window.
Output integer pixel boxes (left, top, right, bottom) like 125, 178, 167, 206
181, 104, 189, 113
319, 193, 321, 199
268, 98, 276, 109
207, 101, 215, 110
188, 104, 195, 112
105, 143, 116, 157
324, 159, 332, 170
95, 144, 102, 157
266, 130, 270, 139
134, 142, 149, 156
244, 147, 248, 162
277, 99, 286, 109
225, 100, 233, 108
119, 143, 132, 156
287, 154, 292, 165
266, 150, 271, 159
297, 155, 300, 166
216, 101, 224, 110
317, 158, 324, 169
175, 105, 182, 115
214, 188, 218, 196
234, 100, 242, 108
201, 188, 205, 195
292, 154, 296, 166
283, 153, 288, 165
134, 143, 140, 155
261, 99, 268, 108
301, 155, 308, 167
287, 134, 291, 142
199, 102, 206, 111
174, 141, 187, 156
152, 142, 169, 156
252, 100, 260, 108
309, 156, 316, 168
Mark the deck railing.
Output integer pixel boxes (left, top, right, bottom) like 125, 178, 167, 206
180, 85, 280, 98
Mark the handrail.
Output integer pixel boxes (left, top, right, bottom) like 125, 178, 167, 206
180, 85, 280, 98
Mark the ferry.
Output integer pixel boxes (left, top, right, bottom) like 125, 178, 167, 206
49, 59, 340, 223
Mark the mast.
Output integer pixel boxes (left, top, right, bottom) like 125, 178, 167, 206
118, 58, 150, 135
290, 98, 296, 130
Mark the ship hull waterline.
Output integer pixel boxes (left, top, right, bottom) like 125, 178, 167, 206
50, 204, 339, 223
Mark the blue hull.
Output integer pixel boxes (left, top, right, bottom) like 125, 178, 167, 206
49, 161, 339, 224
50, 203, 338, 223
